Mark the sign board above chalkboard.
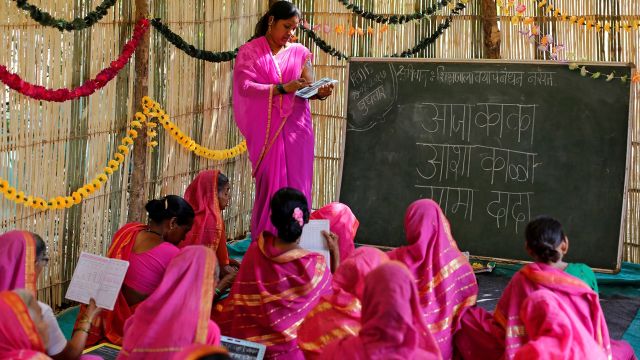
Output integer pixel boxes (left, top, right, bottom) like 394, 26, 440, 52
339, 59, 633, 272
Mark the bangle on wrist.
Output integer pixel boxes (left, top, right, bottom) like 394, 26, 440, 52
276, 83, 287, 94
76, 328, 89, 334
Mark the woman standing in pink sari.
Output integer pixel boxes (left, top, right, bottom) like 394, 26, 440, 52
319, 261, 442, 360
298, 247, 388, 359
388, 199, 478, 360
118, 246, 220, 360
233, 1, 334, 237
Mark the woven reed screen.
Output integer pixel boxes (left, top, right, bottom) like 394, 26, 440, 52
0, 0, 638, 308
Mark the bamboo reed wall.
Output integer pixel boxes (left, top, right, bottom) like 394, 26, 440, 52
0, 0, 638, 308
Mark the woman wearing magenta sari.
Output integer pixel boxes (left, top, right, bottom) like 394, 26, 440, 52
233, 1, 334, 237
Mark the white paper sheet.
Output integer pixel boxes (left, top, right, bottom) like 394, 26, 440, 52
65, 252, 129, 311
300, 219, 331, 268
295, 77, 338, 99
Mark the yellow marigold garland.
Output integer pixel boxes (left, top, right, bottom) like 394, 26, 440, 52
141, 96, 247, 160
0, 111, 152, 211
499, 0, 639, 33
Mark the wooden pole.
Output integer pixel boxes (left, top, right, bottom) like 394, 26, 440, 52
128, 0, 150, 222
482, 0, 501, 59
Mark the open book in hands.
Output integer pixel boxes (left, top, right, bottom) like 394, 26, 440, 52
295, 78, 338, 99
65, 252, 129, 311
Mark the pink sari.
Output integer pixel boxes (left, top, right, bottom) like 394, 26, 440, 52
297, 247, 388, 359
388, 199, 478, 360
119, 246, 219, 359
0, 291, 51, 360
319, 261, 442, 360
457, 262, 614, 360
182, 170, 230, 266
233, 36, 314, 237
0, 231, 38, 293
309, 202, 358, 262
215, 232, 332, 359
514, 289, 608, 360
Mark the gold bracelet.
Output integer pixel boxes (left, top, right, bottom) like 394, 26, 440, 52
76, 328, 90, 334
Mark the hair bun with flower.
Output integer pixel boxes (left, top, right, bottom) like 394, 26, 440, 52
293, 207, 304, 227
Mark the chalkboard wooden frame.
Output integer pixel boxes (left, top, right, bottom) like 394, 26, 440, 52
340, 58, 634, 273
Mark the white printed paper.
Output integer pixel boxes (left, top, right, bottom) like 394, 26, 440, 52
65, 252, 129, 311
295, 77, 338, 99
221, 336, 266, 360
300, 219, 331, 268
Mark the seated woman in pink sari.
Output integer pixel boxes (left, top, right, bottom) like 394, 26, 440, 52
78, 195, 194, 346
0, 289, 51, 360
455, 216, 635, 360
0, 230, 103, 360
182, 170, 238, 297
214, 187, 334, 359
118, 246, 220, 360
309, 202, 359, 262
233, 1, 334, 238
387, 199, 478, 360
319, 261, 442, 360
298, 247, 388, 359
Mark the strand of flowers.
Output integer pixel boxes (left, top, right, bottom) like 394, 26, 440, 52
518, 22, 639, 83
150, 19, 254, 63
141, 97, 247, 160
11, 0, 117, 31
336, 0, 467, 24
0, 111, 155, 211
499, 0, 639, 33
0, 18, 149, 102
301, 2, 465, 60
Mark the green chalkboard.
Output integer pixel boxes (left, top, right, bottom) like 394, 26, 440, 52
339, 59, 633, 271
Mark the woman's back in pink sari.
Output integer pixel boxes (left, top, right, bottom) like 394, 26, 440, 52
319, 261, 442, 360
119, 246, 219, 360
388, 199, 478, 359
216, 233, 331, 359
297, 247, 388, 359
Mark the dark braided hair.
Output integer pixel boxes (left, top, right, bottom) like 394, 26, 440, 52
525, 216, 565, 263
270, 187, 309, 243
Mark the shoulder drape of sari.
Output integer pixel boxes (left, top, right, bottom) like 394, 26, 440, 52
298, 247, 388, 359
387, 199, 478, 360
309, 202, 358, 262
0, 230, 38, 293
215, 232, 331, 359
493, 262, 612, 359
233, 37, 314, 238
182, 170, 230, 266
319, 262, 442, 360
118, 246, 217, 360
513, 289, 608, 360
0, 291, 50, 360
77, 222, 147, 346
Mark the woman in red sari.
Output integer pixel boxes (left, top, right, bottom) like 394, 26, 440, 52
455, 216, 635, 360
78, 195, 195, 346
119, 246, 220, 359
0, 290, 51, 360
319, 261, 442, 360
388, 199, 478, 360
182, 170, 238, 295
298, 247, 388, 359
214, 187, 336, 359
233, 1, 334, 238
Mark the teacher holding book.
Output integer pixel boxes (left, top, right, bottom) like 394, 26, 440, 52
233, 1, 334, 238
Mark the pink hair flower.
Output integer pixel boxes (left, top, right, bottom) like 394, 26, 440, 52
293, 207, 304, 226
